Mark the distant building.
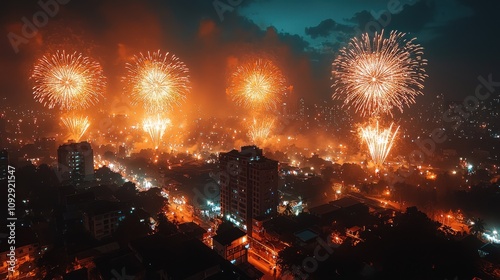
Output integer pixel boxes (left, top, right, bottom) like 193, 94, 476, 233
0, 150, 8, 182
34, 137, 56, 158
213, 227, 249, 265
57, 141, 94, 186
309, 197, 369, 226
219, 146, 279, 236
82, 200, 125, 240
0, 115, 5, 149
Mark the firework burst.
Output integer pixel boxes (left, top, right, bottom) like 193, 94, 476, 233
143, 115, 172, 149
332, 30, 427, 116
248, 117, 275, 144
360, 120, 399, 167
228, 58, 286, 111
31, 50, 105, 110
125, 50, 190, 113
61, 115, 91, 142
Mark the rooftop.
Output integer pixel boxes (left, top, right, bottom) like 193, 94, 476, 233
213, 227, 246, 246
330, 197, 363, 209
294, 229, 319, 243
83, 200, 124, 217
178, 222, 207, 238
309, 203, 340, 216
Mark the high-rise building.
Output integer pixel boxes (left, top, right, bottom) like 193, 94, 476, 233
219, 146, 278, 236
57, 141, 94, 186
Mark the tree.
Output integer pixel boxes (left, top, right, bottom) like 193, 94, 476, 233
156, 212, 178, 235
468, 218, 486, 237
95, 166, 124, 185
113, 211, 153, 246
35, 246, 75, 279
134, 187, 167, 216
103, 150, 115, 161
277, 245, 307, 278
321, 165, 336, 183
340, 163, 366, 185
283, 203, 293, 216
114, 181, 138, 202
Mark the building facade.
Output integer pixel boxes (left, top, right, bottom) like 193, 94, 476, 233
57, 141, 94, 186
212, 227, 248, 265
219, 146, 278, 236
82, 201, 125, 240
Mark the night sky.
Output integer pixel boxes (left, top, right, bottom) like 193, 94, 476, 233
1, 0, 499, 111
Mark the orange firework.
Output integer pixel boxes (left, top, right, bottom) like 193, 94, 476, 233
332, 30, 427, 116
248, 117, 275, 144
228, 58, 286, 111
143, 115, 171, 149
360, 120, 399, 167
61, 115, 91, 142
125, 50, 190, 114
31, 50, 105, 110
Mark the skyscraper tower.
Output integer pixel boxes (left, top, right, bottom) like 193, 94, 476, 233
57, 141, 94, 186
219, 146, 278, 237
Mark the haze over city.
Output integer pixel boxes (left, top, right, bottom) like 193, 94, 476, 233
0, 1, 500, 279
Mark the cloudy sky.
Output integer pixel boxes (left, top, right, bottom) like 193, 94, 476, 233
1, 0, 499, 112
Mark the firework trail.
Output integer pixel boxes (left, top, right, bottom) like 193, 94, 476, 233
360, 120, 399, 167
61, 115, 91, 142
248, 117, 275, 144
143, 115, 172, 149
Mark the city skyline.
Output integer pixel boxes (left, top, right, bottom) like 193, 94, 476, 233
1, 1, 500, 279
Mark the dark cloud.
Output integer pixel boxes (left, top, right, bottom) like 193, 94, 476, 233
387, 0, 436, 33
305, 19, 351, 39
419, 0, 500, 102
346, 0, 435, 34
347, 10, 374, 27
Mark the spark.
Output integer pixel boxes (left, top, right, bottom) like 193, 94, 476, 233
332, 30, 427, 116
360, 121, 399, 167
228, 58, 286, 111
31, 50, 105, 110
61, 115, 91, 142
125, 50, 190, 113
143, 115, 172, 149
248, 117, 275, 144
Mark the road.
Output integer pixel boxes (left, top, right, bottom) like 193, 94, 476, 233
248, 253, 277, 280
